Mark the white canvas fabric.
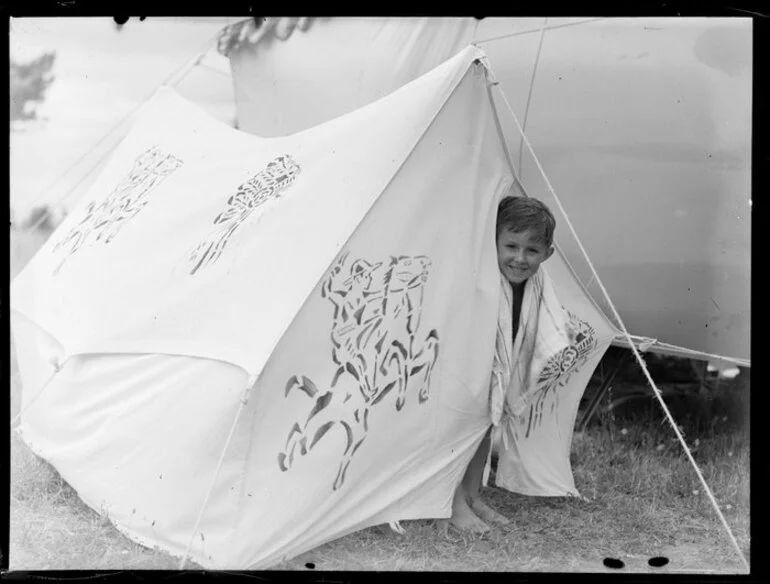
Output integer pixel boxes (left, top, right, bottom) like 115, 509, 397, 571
12, 46, 617, 568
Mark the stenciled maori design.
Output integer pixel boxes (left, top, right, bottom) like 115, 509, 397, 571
52, 146, 183, 274
523, 310, 598, 438
277, 253, 440, 491
188, 154, 301, 275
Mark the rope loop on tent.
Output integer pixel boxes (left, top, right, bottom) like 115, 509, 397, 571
492, 79, 750, 575
11, 355, 69, 428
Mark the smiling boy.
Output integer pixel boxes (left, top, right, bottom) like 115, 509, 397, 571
448, 195, 556, 532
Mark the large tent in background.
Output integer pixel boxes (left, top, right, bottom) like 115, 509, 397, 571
220, 16, 751, 366
12, 46, 619, 569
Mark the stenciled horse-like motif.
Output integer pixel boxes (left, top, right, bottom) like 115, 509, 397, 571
278, 252, 440, 491
188, 154, 300, 275
52, 146, 183, 274
522, 309, 598, 438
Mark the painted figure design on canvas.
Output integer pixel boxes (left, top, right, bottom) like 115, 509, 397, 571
52, 146, 183, 274
523, 310, 598, 438
188, 154, 300, 275
278, 252, 440, 491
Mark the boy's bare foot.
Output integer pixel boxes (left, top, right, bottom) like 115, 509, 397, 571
449, 491, 491, 533
469, 497, 510, 525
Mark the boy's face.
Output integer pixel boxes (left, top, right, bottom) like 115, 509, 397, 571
496, 227, 554, 284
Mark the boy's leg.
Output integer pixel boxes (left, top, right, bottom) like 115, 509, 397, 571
464, 427, 510, 525
446, 429, 493, 532
447, 480, 491, 533
446, 427, 507, 532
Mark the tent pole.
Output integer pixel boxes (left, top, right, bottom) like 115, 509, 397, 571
577, 351, 630, 432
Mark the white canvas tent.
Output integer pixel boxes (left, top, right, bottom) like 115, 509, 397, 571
12, 45, 621, 569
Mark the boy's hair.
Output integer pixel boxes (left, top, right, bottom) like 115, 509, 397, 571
496, 196, 556, 247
